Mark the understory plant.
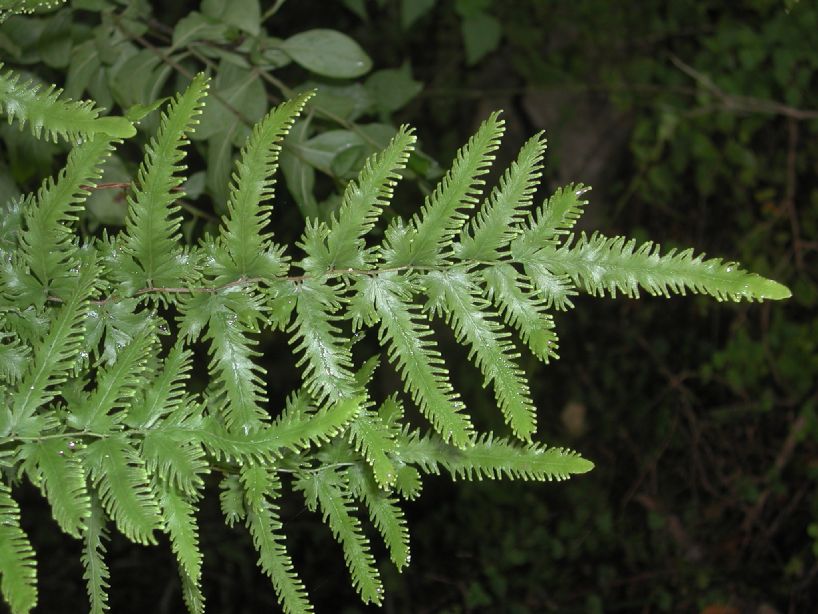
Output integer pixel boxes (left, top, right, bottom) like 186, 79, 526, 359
0, 20, 791, 614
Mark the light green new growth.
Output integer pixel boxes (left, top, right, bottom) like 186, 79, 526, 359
0, 79, 790, 614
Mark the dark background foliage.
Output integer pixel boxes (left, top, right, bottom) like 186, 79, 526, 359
2, 0, 816, 612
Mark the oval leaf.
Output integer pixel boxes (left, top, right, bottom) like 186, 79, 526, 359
281, 29, 372, 78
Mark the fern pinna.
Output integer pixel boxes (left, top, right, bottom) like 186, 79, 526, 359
0, 71, 790, 613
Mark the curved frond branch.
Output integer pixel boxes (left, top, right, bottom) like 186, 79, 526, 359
326, 125, 417, 270
0, 482, 37, 614
290, 279, 358, 405
9, 257, 97, 433
383, 112, 505, 266
425, 268, 537, 440
457, 132, 547, 261
356, 274, 474, 447
84, 436, 162, 545
21, 438, 90, 538
543, 232, 792, 301
219, 92, 312, 280
20, 135, 113, 288
81, 496, 111, 614
241, 466, 314, 614
482, 264, 559, 363
347, 465, 410, 571
0, 64, 133, 141
295, 467, 383, 605
121, 73, 209, 291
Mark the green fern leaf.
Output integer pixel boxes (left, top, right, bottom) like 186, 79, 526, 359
242, 466, 313, 614
291, 278, 357, 404
347, 403, 399, 489
69, 326, 155, 432
518, 183, 589, 246
352, 273, 474, 447
120, 73, 208, 291
20, 135, 113, 290
0, 482, 37, 614
179, 563, 206, 614
204, 294, 270, 433
457, 132, 547, 261
126, 342, 193, 429
81, 496, 110, 614
159, 486, 203, 585
482, 264, 559, 362
9, 257, 96, 435
347, 465, 411, 571
0, 64, 133, 141
325, 125, 417, 270
84, 435, 162, 545
0, 333, 28, 384
201, 394, 361, 464
21, 438, 89, 537
219, 474, 246, 527
425, 268, 537, 440
396, 430, 594, 481
142, 423, 209, 496
296, 467, 383, 605
218, 92, 311, 280
383, 112, 504, 266
543, 232, 792, 301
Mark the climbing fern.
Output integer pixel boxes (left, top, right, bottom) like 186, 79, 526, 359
0, 63, 789, 613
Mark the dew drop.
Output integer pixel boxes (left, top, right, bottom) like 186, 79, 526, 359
68, 441, 76, 450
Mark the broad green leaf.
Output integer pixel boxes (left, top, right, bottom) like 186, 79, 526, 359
461, 12, 502, 65
281, 29, 372, 78
171, 11, 229, 50
401, 0, 436, 28
365, 65, 423, 113
202, 0, 261, 36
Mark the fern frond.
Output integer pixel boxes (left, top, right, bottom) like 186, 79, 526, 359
347, 465, 410, 571
0, 333, 28, 384
457, 132, 547, 261
0, 64, 133, 141
518, 184, 589, 246
425, 268, 537, 440
204, 294, 270, 433
543, 232, 792, 301
482, 264, 559, 362
354, 273, 474, 447
291, 278, 357, 405
383, 112, 505, 266
219, 474, 246, 527
325, 125, 417, 270
84, 435, 162, 545
241, 466, 313, 614
126, 342, 193, 429
121, 73, 208, 291
9, 257, 96, 434
159, 486, 203, 585
21, 438, 89, 537
0, 482, 37, 614
179, 564, 205, 614
201, 394, 361, 464
296, 467, 383, 605
396, 430, 593, 481
81, 496, 111, 614
517, 259, 577, 311
218, 92, 312, 280
347, 405, 399, 489
69, 326, 155, 432
20, 135, 113, 289
142, 422, 209, 496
